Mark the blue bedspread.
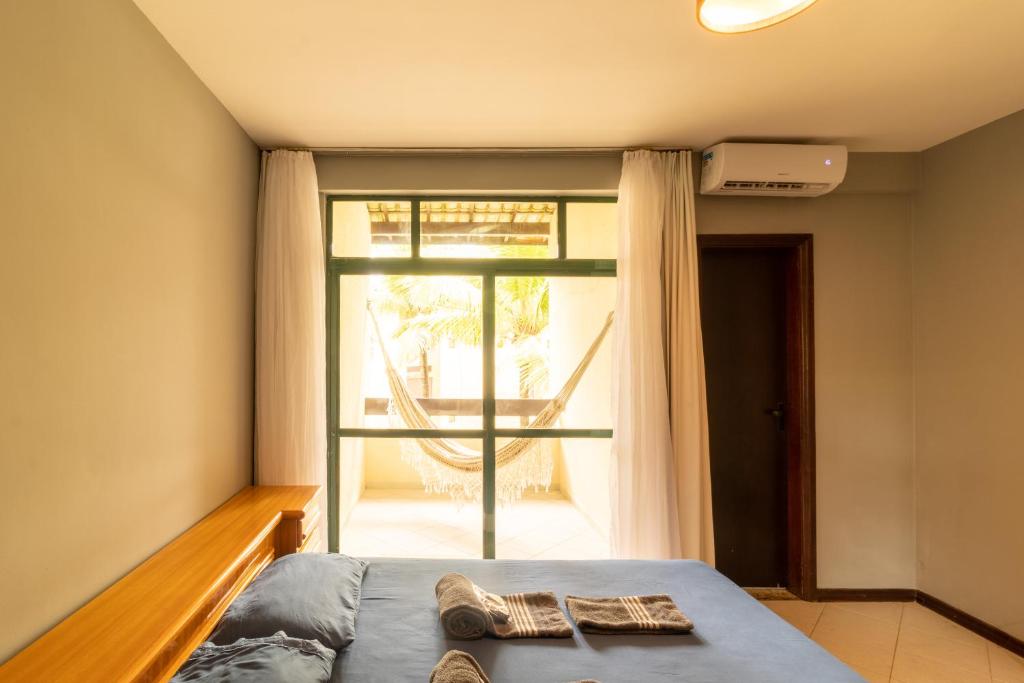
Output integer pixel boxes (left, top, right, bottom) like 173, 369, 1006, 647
332, 558, 863, 682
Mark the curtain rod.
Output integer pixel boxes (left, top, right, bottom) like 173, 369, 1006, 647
280, 146, 692, 155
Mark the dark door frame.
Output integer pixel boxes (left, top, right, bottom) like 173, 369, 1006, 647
697, 234, 816, 599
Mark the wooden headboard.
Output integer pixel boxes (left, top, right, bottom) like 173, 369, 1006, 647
0, 485, 321, 683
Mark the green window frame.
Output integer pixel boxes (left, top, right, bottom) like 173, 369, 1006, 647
325, 194, 617, 558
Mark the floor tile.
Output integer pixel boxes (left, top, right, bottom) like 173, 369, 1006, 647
892, 623, 991, 682
811, 603, 900, 681
855, 666, 893, 683
990, 643, 1024, 682
901, 602, 988, 646
341, 488, 608, 559
830, 601, 905, 625
891, 650, 992, 683
753, 598, 1024, 683
761, 600, 824, 636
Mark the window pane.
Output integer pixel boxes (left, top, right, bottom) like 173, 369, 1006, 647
494, 276, 614, 430
338, 274, 483, 429
339, 437, 482, 558
494, 438, 611, 559
565, 201, 617, 259
421, 201, 557, 259
331, 200, 411, 257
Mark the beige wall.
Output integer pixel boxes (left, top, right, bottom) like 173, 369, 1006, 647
695, 167, 918, 589
913, 109, 1024, 639
0, 0, 258, 661
317, 151, 919, 588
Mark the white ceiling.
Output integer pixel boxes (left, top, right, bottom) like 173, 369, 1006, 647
133, 0, 1024, 151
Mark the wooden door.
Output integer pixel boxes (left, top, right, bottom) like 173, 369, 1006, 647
699, 247, 790, 588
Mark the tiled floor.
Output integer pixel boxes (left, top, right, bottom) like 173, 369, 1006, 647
340, 489, 610, 559
762, 599, 1024, 683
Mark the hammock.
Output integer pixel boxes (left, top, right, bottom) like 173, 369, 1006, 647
367, 306, 614, 504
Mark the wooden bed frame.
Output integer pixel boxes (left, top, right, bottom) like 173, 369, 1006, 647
0, 486, 321, 683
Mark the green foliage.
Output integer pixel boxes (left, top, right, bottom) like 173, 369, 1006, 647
377, 274, 484, 347
374, 246, 552, 396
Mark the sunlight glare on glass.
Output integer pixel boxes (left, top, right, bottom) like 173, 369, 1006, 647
697, 0, 818, 33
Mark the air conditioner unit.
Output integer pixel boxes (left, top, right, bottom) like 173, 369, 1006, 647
700, 143, 848, 197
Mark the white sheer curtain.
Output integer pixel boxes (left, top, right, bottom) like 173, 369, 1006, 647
254, 150, 326, 529
663, 152, 715, 562
611, 150, 714, 561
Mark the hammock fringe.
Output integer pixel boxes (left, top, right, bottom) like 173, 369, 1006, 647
387, 400, 554, 506
371, 307, 613, 506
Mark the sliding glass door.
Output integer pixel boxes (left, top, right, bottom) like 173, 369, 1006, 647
326, 196, 616, 559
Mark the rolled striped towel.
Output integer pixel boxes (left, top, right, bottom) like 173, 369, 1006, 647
435, 573, 497, 640
435, 574, 573, 639
564, 594, 693, 634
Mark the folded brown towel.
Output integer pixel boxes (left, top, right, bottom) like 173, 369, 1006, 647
435, 573, 573, 639
489, 591, 574, 639
429, 650, 491, 683
564, 594, 693, 634
428, 650, 599, 683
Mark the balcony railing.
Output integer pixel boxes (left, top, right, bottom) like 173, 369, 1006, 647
363, 397, 548, 417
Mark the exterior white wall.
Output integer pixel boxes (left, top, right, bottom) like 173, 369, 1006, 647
333, 202, 369, 522
551, 203, 617, 534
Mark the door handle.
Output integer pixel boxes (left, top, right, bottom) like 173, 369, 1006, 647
764, 402, 785, 432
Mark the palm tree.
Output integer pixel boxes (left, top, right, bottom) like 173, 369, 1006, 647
494, 275, 549, 423
374, 269, 550, 412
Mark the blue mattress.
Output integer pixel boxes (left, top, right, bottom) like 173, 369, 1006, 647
332, 558, 862, 682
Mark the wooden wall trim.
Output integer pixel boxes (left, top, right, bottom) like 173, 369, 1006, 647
812, 588, 1024, 658
916, 591, 1024, 659
790, 236, 816, 599
813, 588, 917, 602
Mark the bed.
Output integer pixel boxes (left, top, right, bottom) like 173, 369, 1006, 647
0, 487, 862, 682
336, 558, 863, 682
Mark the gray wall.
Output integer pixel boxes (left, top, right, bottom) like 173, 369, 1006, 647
0, 0, 259, 661
317, 150, 920, 589
316, 152, 622, 195
323, 131, 1024, 620
696, 159, 918, 589
913, 109, 1024, 640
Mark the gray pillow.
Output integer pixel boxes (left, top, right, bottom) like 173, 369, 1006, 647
211, 553, 367, 650
172, 632, 335, 682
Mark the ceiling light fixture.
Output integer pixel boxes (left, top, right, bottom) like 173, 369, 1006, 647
697, 0, 819, 33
